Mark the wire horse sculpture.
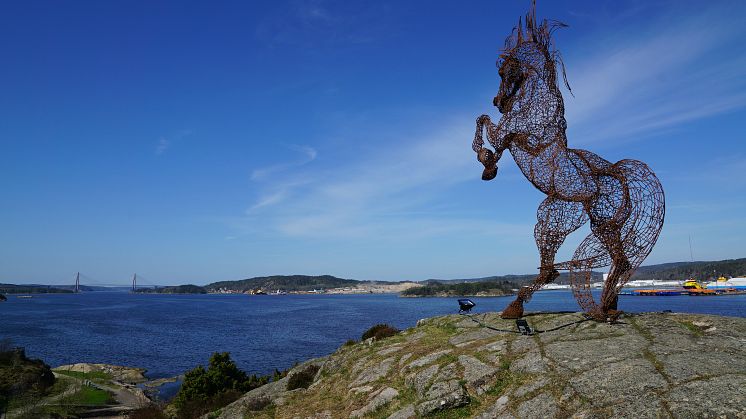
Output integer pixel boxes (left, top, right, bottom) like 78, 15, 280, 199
472, 2, 665, 321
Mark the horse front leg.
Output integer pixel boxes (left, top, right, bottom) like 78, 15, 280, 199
501, 198, 587, 319
473, 115, 508, 181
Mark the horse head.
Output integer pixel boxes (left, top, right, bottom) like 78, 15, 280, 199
494, 3, 570, 117
474, 1, 571, 181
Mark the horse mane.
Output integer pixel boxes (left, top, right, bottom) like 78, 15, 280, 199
502, 0, 573, 95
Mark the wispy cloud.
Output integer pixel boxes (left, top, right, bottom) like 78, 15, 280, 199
250, 145, 317, 181
155, 137, 170, 155
232, 2, 746, 271
240, 117, 529, 241
562, 4, 746, 145
255, 0, 395, 48
247, 145, 319, 213
154, 129, 193, 155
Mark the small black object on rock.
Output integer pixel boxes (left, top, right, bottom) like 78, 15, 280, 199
458, 299, 476, 314
516, 319, 533, 335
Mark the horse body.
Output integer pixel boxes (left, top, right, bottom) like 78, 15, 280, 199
472, 6, 664, 320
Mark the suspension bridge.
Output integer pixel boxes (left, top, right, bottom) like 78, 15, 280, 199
62, 272, 159, 292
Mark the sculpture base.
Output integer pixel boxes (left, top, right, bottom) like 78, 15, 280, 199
585, 308, 623, 323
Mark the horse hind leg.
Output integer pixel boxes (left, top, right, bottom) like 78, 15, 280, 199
598, 159, 665, 318
568, 233, 609, 321
501, 197, 587, 319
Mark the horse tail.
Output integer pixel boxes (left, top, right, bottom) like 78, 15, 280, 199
563, 160, 665, 318
614, 159, 666, 279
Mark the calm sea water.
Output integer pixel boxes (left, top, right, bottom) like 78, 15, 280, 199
1, 291, 745, 380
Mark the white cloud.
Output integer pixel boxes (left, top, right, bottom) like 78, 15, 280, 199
250, 145, 317, 181
241, 118, 530, 240
255, 1, 395, 48
155, 137, 170, 155
154, 129, 192, 155
234, 2, 746, 263
562, 5, 746, 145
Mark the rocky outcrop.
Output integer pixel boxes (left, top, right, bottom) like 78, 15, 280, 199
54, 363, 147, 383
211, 312, 746, 418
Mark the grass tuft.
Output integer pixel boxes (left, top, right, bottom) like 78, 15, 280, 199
677, 320, 704, 337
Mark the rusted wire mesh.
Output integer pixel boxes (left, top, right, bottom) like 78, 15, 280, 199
471, 1, 665, 321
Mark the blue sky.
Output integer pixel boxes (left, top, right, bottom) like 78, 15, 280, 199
1, 0, 745, 285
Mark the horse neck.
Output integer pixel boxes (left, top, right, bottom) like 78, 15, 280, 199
507, 72, 568, 155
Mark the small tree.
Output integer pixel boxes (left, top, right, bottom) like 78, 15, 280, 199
172, 352, 270, 418
361, 324, 400, 341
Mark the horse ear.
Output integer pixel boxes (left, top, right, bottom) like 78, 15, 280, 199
516, 16, 523, 43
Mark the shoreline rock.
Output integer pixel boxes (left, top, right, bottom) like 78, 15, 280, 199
210, 311, 746, 418
54, 362, 148, 384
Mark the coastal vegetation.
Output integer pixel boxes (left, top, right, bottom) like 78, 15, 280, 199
631, 257, 746, 281
361, 324, 400, 341
0, 341, 119, 417
0, 283, 72, 294
0, 341, 55, 411
133, 284, 207, 294
402, 279, 519, 297
172, 352, 281, 418
206, 274, 364, 292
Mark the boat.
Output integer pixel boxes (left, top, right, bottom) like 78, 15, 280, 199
680, 278, 713, 295
632, 289, 684, 296
683, 278, 705, 290
703, 276, 746, 291
0, 293, 6, 302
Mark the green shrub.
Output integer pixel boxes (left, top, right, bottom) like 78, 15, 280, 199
172, 352, 269, 418
286, 365, 320, 391
271, 368, 288, 382
343, 339, 357, 347
361, 324, 400, 341
0, 345, 55, 411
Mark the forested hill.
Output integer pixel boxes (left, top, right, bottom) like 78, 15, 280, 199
631, 257, 746, 281
206, 275, 366, 292
0, 284, 72, 294
424, 257, 746, 285
422, 272, 604, 286
133, 284, 207, 294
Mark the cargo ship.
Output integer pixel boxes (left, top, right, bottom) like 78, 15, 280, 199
622, 277, 746, 296
703, 276, 746, 291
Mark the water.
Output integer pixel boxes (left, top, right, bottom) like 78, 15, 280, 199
1, 291, 744, 380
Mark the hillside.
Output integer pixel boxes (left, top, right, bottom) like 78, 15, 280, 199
211, 312, 746, 418
207, 275, 369, 292
0, 284, 72, 294
631, 257, 746, 281
401, 280, 518, 297
1, 345, 55, 412
133, 284, 207, 294
425, 257, 746, 285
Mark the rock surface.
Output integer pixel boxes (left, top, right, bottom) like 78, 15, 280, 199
212, 312, 746, 418
54, 362, 147, 383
